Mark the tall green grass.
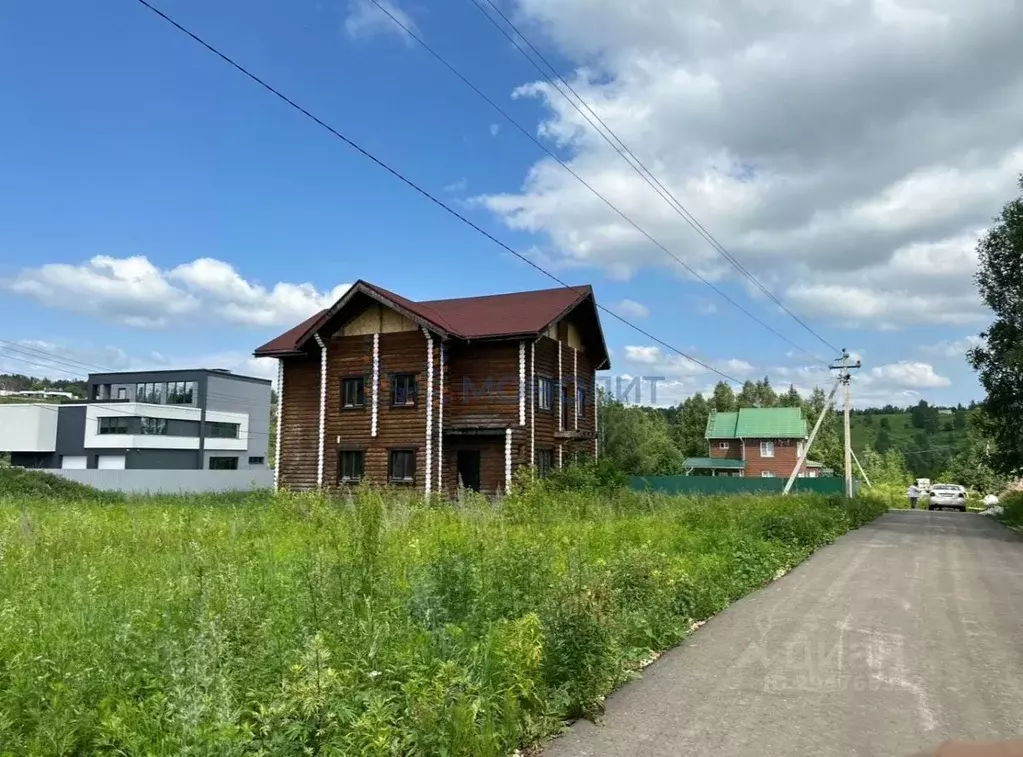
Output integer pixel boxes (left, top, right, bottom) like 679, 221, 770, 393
999, 491, 1023, 531
0, 484, 886, 756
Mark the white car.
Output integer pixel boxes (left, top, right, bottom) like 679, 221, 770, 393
928, 484, 967, 512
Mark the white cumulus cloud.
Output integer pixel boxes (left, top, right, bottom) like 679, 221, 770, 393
613, 298, 650, 318
344, 0, 417, 43
478, 0, 1023, 330
3, 255, 349, 330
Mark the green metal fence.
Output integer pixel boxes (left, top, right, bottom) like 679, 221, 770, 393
629, 476, 857, 496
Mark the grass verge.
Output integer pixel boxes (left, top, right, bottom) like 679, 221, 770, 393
998, 491, 1023, 533
0, 483, 886, 756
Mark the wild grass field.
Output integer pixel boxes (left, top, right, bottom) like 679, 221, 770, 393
0, 474, 886, 756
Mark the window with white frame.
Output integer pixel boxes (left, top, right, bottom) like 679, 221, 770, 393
719, 441, 730, 450
760, 441, 775, 458
537, 377, 553, 411
797, 441, 805, 458
761, 470, 776, 478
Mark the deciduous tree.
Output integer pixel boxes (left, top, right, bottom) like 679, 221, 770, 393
969, 175, 1023, 475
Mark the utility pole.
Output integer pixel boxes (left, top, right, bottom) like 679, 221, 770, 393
850, 448, 872, 489
783, 376, 840, 495
830, 349, 861, 498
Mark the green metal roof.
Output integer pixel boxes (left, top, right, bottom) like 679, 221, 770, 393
683, 457, 746, 470
705, 407, 807, 439
805, 460, 824, 468
706, 412, 739, 439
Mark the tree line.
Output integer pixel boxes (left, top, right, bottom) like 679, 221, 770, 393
598, 377, 844, 477
598, 383, 1003, 491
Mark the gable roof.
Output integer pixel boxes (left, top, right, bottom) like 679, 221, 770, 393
254, 280, 609, 367
706, 407, 808, 439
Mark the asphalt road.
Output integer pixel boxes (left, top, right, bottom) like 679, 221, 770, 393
543, 511, 1023, 757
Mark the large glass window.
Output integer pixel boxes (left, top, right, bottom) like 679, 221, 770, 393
206, 421, 240, 439
166, 381, 196, 405
140, 417, 167, 435
98, 416, 128, 434
135, 382, 165, 404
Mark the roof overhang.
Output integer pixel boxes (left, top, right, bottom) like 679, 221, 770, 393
683, 457, 746, 470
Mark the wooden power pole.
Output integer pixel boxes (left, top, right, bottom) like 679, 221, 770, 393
830, 350, 861, 497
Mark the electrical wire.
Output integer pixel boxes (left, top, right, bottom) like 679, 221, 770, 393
361, 0, 829, 368
469, 0, 841, 355
130, 0, 749, 386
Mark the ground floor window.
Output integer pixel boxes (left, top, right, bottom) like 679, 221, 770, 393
388, 449, 415, 483
761, 470, 776, 478
209, 456, 238, 470
537, 449, 554, 478
340, 450, 365, 483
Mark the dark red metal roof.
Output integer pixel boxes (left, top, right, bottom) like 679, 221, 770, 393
253, 308, 328, 357
254, 280, 601, 359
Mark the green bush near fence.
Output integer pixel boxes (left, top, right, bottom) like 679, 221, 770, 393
0, 483, 887, 756
630, 475, 855, 496
1000, 491, 1023, 531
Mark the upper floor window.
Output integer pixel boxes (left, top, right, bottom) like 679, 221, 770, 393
135, 382, 164, 404
342, 376, 365, 408
98, 416, 128, 435
391, 374, 417, 407
797, 441, 805, 458
719, 441, 730, 450
760, 441, 775, 458
537, 377, 553, 411
576, 387, 586, 419
207, 421, 240, 439
166, 381, 195, 405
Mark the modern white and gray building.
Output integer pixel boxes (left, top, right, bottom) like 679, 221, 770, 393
0, 368, 271, 473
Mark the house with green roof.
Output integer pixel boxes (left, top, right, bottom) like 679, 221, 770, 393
683, 407, 826, 479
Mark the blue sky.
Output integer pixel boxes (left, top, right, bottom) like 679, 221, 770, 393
2, 0, 1017, 407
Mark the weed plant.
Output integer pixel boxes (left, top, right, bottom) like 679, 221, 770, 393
0, 475, 886, 756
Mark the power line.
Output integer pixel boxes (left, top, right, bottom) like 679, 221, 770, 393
469, 0, 840, 355
130, 0, 748, 386
361, 0, 829, 368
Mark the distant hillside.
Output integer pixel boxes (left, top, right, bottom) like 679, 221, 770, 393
0, 373, 86, 397
849, 404, 973, 479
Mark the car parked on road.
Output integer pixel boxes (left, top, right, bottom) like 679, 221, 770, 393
928, 483, 967, 512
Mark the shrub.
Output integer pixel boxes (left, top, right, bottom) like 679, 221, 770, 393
0, 466, 121, 502
999, 490, 1023, 530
